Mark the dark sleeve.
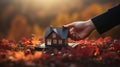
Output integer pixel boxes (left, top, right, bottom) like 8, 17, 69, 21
91, 4, 120, 34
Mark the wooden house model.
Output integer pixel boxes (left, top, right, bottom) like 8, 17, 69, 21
45, 27, 69, 47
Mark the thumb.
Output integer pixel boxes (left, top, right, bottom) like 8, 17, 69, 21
63, 23, 74, 28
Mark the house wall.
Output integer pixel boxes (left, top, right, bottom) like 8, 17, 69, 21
45, 31, 67, 46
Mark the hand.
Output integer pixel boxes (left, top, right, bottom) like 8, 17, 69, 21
63, 20, 95, 40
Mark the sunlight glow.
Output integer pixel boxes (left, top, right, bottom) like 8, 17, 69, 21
33, 0, 74, 9
12, 0, 83, 16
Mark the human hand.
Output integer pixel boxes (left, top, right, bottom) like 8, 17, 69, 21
63, 20, 95, 40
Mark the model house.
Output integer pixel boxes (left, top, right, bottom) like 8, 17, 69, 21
45, 26, 69, 47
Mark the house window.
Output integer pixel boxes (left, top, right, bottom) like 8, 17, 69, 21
59, 40, 62, 44
47, 39, 51, 45
53, 39, 57, 44
52, 33, 56, 38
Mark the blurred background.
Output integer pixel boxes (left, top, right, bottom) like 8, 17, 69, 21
0, 0, 120, 40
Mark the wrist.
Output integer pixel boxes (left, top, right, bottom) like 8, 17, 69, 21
87, 19, 96, 30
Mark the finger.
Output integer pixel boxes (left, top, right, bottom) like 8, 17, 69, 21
74, 33, 82, 40
68, 32, 75, 40
69, 29, 81, 40
70, 33, 80, 41
63, 23, 75, 28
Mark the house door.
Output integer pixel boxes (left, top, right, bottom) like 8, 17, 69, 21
47, 39, 51, 45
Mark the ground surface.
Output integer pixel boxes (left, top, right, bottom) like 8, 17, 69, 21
0, 36, 120, 67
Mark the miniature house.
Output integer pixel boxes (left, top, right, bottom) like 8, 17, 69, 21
45, 27, 69, 47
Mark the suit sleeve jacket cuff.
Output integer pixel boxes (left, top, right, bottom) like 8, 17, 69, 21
91, 4, 120, 34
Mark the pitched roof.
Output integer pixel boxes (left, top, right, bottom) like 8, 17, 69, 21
45, 27, 69, 39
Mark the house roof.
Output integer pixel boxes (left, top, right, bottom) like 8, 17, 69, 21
45, 27, 69, 39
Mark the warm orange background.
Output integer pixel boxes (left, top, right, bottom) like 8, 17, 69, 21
0, 0, 120, 40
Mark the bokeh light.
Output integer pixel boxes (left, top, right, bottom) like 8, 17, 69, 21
0, 0, 119, 40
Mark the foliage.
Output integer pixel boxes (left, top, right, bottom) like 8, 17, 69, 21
0, 36, 120, 67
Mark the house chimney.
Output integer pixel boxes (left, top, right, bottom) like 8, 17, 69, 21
50, 25, 53, 31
